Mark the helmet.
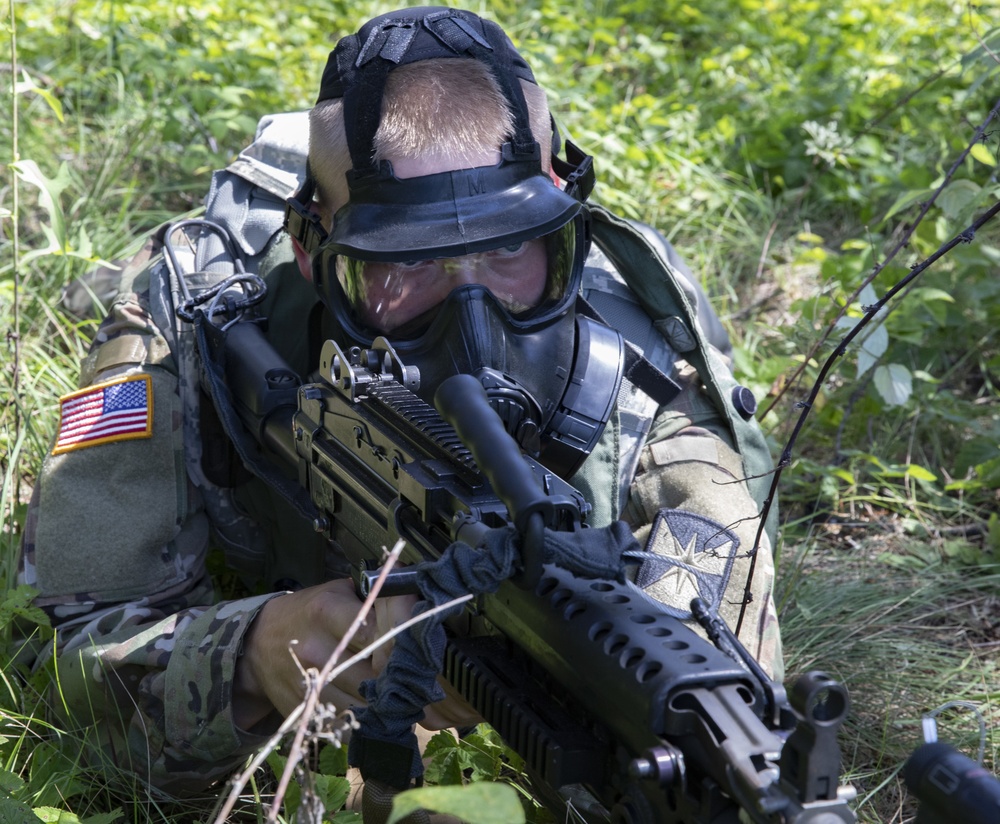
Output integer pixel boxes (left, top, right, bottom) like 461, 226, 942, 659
285, 7, 622, 477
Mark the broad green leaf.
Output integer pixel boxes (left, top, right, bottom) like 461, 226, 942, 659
831, 468, 855, 484
835, 313, 887, 378
423, 735, 466, 786
840, 239, 870, 252
855, 323, 887, 378
873, 363, 912, 407
463, 726, 522, 773
909, 286, 954, 326
834, 284, 889, 377
0, 769, 25, 793
796, 231, 825, 245
32, 808, 80, 823
265, 752, 301, 815
882, 187, 933, 223
318, 743, 349, 776
960, 27, 1000, 70
0, 797, 42, 824
424, 729, 501, 785
975, 456, 1000, 487
74, 18, 102, 40
909, 287, 954, 304
266, 750, 351, 816
970, 142, 997, 167
19, 240, 62, 266
11, 160, 72, 249
14, 70, 64, 122
313, 773, 351, 814
0, 585, 52, 629
388, 783, 525, 824
956, 438, 1000, 477
936, 179, 981, 220
904, 465, 938, 482
74, 227, 94, 261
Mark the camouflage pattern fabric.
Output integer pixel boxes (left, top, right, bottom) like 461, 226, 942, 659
20, 235, 782, 796
576, 249, 782, 680
621, 360, 783, 681
20, 238, 288, 791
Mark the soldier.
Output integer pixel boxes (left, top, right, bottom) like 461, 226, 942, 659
20, 5, 782, 815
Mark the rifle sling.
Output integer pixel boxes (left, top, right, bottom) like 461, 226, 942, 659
194, 312, 320, 524
348, 522, 636, 786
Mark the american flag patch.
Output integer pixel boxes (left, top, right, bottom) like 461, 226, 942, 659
52, 375, 153, 455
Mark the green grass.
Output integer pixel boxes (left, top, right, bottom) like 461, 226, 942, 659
3, 1, 1000, 822
779, 536, 999, 823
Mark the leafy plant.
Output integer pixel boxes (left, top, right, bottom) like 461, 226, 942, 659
420, 726, 552, 823
3, 2, 999, 823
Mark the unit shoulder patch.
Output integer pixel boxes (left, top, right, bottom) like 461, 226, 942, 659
53, 374, 153, 454
634, 508, 739, 620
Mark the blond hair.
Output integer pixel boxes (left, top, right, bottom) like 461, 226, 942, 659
309, 58, 551, 223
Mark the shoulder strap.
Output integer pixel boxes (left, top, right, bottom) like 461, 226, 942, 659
587, 205, 777, 542
158, 112, 319, 528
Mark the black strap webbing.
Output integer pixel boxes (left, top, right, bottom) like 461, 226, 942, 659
577, 297, 682, 407
195, 314, 320, 524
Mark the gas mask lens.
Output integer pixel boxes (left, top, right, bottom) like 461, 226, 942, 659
335, 219, 578, 334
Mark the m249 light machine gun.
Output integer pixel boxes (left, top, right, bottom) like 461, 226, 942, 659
215, 320, 857, 824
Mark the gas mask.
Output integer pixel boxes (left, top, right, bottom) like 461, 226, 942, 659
284, 7, 624, 477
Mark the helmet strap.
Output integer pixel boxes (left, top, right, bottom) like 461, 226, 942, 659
323, 8, 542, 173
284, 172, 328, 255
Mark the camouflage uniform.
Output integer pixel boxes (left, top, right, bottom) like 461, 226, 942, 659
574, 237, 782, 675
20, 204, 781, 798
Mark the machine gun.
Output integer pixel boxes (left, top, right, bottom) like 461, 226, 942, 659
215, 318, 857, 824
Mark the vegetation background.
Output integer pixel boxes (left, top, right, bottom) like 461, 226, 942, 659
2, 0, 999, 822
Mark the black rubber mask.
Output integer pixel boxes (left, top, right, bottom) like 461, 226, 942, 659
392, 283, 578, 459
303, 6, 589, 264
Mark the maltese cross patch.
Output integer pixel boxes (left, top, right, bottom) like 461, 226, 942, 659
634, 509, 740, 620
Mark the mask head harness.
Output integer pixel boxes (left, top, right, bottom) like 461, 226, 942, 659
285, 7, 621, 478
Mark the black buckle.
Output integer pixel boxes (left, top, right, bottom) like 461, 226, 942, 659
283, 181, 328, 255
552, 139, 595, 202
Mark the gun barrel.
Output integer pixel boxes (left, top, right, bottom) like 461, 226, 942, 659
434, 374, 553, 531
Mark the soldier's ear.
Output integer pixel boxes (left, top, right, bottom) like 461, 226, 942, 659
290, 236, 314, 282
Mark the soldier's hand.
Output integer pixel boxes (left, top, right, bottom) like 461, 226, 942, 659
232, 579, 480, 731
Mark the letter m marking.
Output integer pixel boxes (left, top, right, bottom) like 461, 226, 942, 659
467, 172, 487, 195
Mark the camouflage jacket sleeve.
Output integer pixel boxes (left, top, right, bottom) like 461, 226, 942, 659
19, 243, 284, 795
620, 357, 784, 681
576, 248, 784, 680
